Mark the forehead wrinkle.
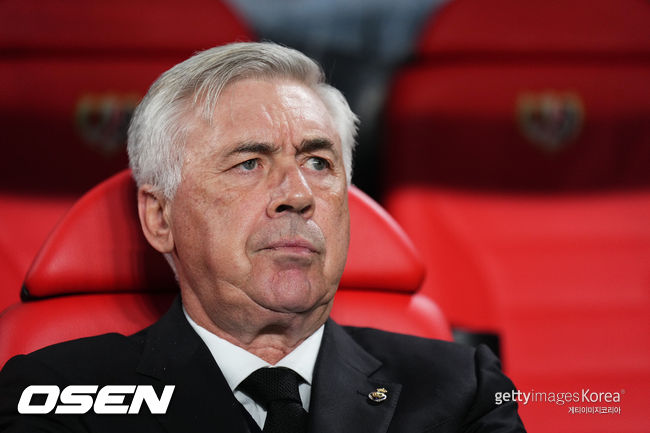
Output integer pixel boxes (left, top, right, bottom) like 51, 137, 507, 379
216, 82, 276, 131
208, 79, 339, 162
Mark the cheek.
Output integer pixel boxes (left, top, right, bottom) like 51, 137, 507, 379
173, 185, 251, 263
203, 194, 255, 255
318, 193, 350, 272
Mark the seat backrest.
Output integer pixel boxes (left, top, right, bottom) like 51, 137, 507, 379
0, 0, 254, 195
0, 0, 255, 311
383, 4, 650, 430
0, 170, 450, 367
384, 0, 650, 192
385, 186, 650, 433
0, 194, 76, 312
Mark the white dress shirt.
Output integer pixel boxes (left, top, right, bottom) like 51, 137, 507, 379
183, 307, 324, 429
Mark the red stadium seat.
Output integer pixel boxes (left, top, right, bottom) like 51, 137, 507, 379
384, 0, 650, 192
0, 194, 76, 312
383, 3, 650, 430
0, 170, 451, 368
0, 0, 254, 194
0, 0, 255, 311
386, 187, 650, 433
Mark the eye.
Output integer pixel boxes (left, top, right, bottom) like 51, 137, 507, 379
306, 157, 330, 171
239, 159, 259, 171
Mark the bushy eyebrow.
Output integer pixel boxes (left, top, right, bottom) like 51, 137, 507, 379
227, 142, 279, 157
225, 138, 334, 158
298, 138, 334, 154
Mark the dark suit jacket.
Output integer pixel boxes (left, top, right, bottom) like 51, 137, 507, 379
0, 298, 525, 432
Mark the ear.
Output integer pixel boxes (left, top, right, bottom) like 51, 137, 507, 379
137, 185, 174, 254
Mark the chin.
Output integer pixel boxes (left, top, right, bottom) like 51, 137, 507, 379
258, 277, 320, 312
266, 292, 319, 314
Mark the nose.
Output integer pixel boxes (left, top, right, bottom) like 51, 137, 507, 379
267, 164, 315, 219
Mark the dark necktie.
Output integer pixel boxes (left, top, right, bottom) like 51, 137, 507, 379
239, 367, 308, 433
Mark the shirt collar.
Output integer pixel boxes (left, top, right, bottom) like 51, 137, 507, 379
183, 306, 324, 392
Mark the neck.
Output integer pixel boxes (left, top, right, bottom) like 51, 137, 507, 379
181, 289, 331, 364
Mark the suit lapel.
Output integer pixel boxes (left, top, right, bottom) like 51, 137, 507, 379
131, 300, 401, 433
134, 297, 253, 433
309, 320, 402, 433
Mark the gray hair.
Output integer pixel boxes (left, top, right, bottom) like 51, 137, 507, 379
127, 42, 359, 199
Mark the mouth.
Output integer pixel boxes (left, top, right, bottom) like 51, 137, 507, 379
261, 238, 319, 255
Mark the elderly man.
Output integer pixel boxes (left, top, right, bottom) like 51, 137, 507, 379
0, 42, 525, 432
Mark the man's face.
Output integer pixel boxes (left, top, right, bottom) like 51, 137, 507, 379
169, 78, 349, 331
